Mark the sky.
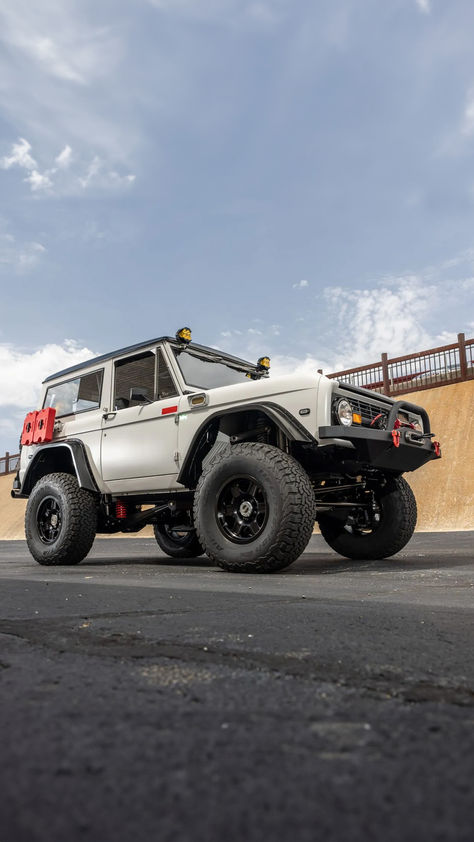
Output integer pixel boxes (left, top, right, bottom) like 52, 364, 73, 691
1, 0, 474, 454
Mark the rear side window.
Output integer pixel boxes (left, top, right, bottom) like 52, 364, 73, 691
114, 352, 155, 409
113, 348, 178, 409
43, 370, 103, 417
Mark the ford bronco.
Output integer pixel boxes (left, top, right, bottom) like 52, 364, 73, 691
12, 328, 441, 572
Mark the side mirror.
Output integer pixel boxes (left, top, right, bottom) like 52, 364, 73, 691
130, 386, 152, 404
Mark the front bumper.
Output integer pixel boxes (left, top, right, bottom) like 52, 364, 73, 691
319, 397, 441, 473
318, 424, 441, 472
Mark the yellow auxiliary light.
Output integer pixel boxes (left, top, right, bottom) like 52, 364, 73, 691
257, 356, 270, 371
176, 326, 192, 344
352, 412, 362, 424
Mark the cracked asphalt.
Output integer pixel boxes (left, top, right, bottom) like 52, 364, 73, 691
0, 533, 473, 842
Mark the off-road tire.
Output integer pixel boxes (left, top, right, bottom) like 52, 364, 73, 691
25, 472, 98, 566
193, 443, 315, 573
153, 524, 204, 558
318, 475, 417, 560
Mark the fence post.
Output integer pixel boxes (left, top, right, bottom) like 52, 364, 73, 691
458, 333, 467, 380
5, 452, 9, 474
381, 353, 391, 396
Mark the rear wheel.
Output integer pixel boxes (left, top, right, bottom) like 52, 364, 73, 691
194, 443, 315, 573
318, 475, 417, 560
153, 523, 203, 558
25, 472, 97, 566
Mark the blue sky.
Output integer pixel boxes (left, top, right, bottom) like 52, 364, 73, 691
1, 0, 474, 454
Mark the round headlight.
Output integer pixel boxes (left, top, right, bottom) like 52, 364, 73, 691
336, 399, 353, 427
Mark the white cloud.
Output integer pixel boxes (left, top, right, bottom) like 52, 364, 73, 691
0, 137, 37, 171
1, 138, 135, 196
292, 279, 309, 289
216, 249, 474, 377
78, 155, 136, 192
55, 144, 72, 169
0, 1, 137, 198
325, 276, 434, 365
463, 89, 474, 136
415, 0, 431, 13
0, 229, 46, 271
0, 340, 96, 409
0, 0, 120, 85
271, 353, 333, 378
24, 169, 53, 193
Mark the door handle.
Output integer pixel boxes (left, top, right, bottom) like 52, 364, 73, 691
102, 412, 116, 421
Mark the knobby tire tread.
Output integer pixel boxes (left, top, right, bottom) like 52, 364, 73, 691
25, 472, 98, 566
194, 443, 315, 573
318, 475, 417, 560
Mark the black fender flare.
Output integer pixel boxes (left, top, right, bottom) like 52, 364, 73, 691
18, 440, 99, 497
177, 401, 316, 487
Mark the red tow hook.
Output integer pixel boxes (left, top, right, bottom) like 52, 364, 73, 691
433, 441, 441, 458
391, 429, 401, 448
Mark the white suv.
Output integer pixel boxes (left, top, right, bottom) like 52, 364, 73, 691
12, 329, 441, 572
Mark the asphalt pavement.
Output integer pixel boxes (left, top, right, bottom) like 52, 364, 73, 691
0, 533, 473, 842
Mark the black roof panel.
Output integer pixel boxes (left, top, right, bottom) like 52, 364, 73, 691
43, 337, 256, 383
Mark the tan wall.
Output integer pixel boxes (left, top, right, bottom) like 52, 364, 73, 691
1, 378, 472, 540
0, 474, 27, 540
401, 379, 474, 531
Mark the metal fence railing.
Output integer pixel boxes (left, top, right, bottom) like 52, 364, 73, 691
0, 452, 20, 476
323, 333, 474, 396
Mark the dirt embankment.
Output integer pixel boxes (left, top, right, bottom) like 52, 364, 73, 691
1, 379, 472, 540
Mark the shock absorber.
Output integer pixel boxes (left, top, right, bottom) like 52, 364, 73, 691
115, 500, 127, 520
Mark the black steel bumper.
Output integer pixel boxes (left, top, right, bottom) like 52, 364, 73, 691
319, 399, 441, 473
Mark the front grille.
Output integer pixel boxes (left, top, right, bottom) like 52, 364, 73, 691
333, 392, 390, 429
349, 398, 388, 428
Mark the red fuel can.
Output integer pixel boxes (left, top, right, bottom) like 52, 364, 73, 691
21, 411, 39, 446
33, 408, 56, 444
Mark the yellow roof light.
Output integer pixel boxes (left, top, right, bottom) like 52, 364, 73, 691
176, 326, 192, 344
257, 356, 270, 371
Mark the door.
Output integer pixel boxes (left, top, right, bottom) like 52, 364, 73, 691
101, 348, 181, 489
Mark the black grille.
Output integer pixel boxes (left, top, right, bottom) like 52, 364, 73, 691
334, 394, 389, 428
349, 398, 388, 427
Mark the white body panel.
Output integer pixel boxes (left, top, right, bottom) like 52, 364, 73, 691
177, 373, 324, 464
101, 397, 182, 489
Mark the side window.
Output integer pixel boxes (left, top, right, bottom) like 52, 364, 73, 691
44, 370, 103, 417
157, 348, 178, 399
75, 371, 103, 412
114, 352, 155, 409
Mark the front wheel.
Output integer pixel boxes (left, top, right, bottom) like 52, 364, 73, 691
194, 443, 315, 573
25, 472, 97, 566
318, 475, 417, 560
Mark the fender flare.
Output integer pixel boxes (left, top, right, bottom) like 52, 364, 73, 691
18, 440, 99, 497
177, 401, 316, 487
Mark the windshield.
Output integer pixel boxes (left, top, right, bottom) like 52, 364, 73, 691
173, 349, 252, 389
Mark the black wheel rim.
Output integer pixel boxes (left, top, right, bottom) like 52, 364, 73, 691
36, 496, 63, 544
216, 475, 268, 544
